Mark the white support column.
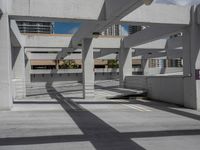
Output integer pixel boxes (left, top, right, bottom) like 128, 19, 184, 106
183, 6, 200, 110
25, 52, 31, 84
119, 40, 132, 88
12, 47, 26, 99
82, 38, 95, 99
0, 13, 13, 110
141, 58, 149, 75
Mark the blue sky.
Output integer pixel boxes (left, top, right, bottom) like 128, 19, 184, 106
54, 22, 80, 34
54, 22, 129, 35
54, 0, 200, 34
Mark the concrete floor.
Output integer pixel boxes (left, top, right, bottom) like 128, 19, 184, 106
1, 81, 200, 150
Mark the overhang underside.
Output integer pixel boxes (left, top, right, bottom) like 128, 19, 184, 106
7, 0, 190, 25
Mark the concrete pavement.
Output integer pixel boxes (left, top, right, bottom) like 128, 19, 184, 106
1, 85, 200, 150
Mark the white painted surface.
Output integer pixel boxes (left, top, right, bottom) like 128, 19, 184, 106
82, 39, 95, 98
0, 13, 13, 110
121, 4, 190, 25
8, 0, 105, 21
119, 42, 133, 87
125, 75, 184, 105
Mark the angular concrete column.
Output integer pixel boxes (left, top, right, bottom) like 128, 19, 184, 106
0, 14, 13, 110
119, 40, 132, 88
25, 52, 31, 84
141, 58, 149, 75
82, 38, 94, 99
12, 47, 26, 99
183, 6, 200, 110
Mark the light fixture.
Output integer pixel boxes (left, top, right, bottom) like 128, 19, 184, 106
93, 32, 101, 38
143, 0, 154, 5
77, 43, 82, 47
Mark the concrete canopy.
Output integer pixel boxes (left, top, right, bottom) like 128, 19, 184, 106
124, 25, 185, 48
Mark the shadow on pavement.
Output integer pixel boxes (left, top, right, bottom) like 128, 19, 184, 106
1, 83, 200, 149
44, 82, 146, 150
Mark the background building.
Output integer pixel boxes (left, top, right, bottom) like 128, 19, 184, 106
17, 21, 54, 34
102, 24, 123, 36
128, 25, 148, 35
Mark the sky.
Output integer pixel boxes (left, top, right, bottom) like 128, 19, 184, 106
54, 22, 80, 34
54, 22, 129, 35
54, 0, 200, 35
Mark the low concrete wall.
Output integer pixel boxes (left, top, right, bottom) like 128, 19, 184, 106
144, 67, 183, 75
125, 75, 184, 105
29, 68, 142, 82
31, 72, 119, 82
125, 76, 147, 90
147, 76, 184, 105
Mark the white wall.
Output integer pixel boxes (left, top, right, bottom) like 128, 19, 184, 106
31, 72, 119, 83
125, 76, 147, 90
147, 76, 184, 105
144, 67, 183, 75
125, 75, 184, 105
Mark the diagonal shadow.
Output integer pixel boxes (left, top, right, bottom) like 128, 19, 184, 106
131, 99, 200, 122
1, 84, 200, 147
1, 128, 200, 146
44, 82, 146, 150
95, 84, 138, 95
98, 85, 200, 122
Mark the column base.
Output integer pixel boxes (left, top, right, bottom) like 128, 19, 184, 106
83, 84, 95, 99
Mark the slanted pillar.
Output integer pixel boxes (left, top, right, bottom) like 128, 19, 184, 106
82, 38, 95, 98
0, 13, 13, 110
119, 39, 132, 88
141, 57, 149, 75
12, 47, 26, 99
25, 52, 31, 83
183, 6, 200, 110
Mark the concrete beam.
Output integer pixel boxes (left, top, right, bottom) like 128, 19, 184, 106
141, 53, 167, 59
133, 49, 183, 58
24, 34, 73, 48
134, 49, 166, 54
29, 53, 82, 60
24, 34, 182, 50
124, 25, 185, 48
8, 1, 190, 26
133, 51, 166, 57
133, 39, 167, 49
25, 47, 118, 53
95, 0, 146, 31
167, 49, 183, 59
71, 0, 147, 47
28, 52, 118, 60
24, 34, 122, 49
121, 4, 190, 25
93, 37, 121, 49
8, 0, 105, 21
26, 48, 69, 52
10, 20, 25, 47
8, 0, 144, 24
0, 14, 13, 110
94, 53, 118, 60
167, 36, 183, 49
